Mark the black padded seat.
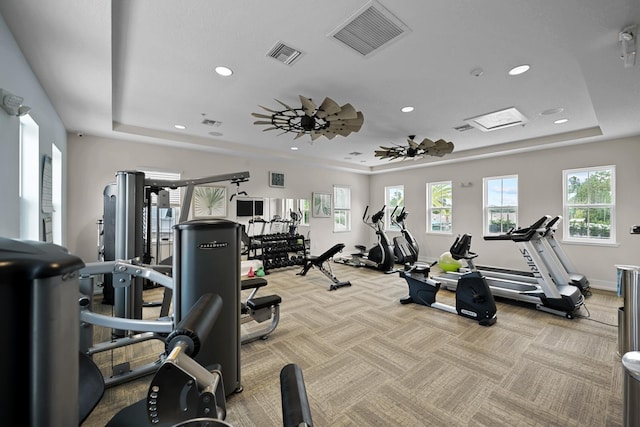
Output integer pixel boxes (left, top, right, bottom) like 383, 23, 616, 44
246, 295, 282, 310
241, 277, 268, 290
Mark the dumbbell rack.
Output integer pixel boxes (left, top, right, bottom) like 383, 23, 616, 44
248, 233, 307, 272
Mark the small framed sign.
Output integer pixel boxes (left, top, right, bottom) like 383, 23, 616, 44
269, 171, 285, 188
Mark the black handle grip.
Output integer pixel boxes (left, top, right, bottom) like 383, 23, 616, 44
280, 363, 313, 427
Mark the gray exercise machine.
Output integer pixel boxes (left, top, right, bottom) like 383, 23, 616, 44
333, 205, 395, 273
80, 218, 244, 396
432, 216, 585, 318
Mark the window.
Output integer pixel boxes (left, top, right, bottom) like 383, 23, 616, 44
384, 185, 404, 231
20, 115, 39, 240
333, 185, 351, 232
141, 169, 182, 243
563, 165, 615, 244
298, 198, 310, 226
484, 175, 518, 235
427, 181, 452, 233
51, 143, 62, 244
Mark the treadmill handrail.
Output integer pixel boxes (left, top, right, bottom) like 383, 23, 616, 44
484, 215, 550, 242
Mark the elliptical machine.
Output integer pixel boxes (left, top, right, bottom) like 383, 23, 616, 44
391, 206, 419, 265
399, 234, 497, 326
334, 205, 395, 273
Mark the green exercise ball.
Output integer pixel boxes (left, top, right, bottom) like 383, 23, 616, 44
439, 251, 462, 272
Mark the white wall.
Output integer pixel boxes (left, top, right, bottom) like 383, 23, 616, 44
0, 13, 68, 241
370, 137, 640, 291
66, 134, 370, 262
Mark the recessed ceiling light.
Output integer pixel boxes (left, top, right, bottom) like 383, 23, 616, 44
290, 146, 299, 150
470, 67, 484, 77
401, 106, 414, 113
215, 66, 233, 77
540, 107, 564, 116
174, 124, 186, 130
508, 64, 530, 76
554, 118, 569, 124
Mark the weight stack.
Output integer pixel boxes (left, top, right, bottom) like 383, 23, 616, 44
173, 219, 242, 395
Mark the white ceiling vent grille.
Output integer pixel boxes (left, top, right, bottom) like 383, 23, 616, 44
266, 41, 304, 65
454, 124, 474, 132
201, 119, 222, 127
329, 0, 410, 57
464, 107, 529, 132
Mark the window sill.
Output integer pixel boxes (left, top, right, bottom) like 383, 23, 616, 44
560, 239, 619, 248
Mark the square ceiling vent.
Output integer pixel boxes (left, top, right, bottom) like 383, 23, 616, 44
266, 41, 304, 65
464, 107, 529, 132
329, 0, 410, 57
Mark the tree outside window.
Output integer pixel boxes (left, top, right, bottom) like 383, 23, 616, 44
564, 166, 615, 243
428, 181, 452, 233
385, 185, 404, 231
484, 175, 518, 235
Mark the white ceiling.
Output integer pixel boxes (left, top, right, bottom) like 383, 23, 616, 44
2, 0, 639, 173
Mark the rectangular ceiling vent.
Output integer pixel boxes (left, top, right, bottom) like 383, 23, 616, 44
329, 0, 410, 57
464, 107, 529, 132
201, 119, 222, 127
266, 41, 304, 65
454, 124, 474, 132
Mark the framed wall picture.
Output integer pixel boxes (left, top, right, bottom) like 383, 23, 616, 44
269, 171, 285, 188
312, 192, 331, 217
192, 185, 227, 218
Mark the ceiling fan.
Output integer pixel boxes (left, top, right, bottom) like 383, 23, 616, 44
251, 95, 364, 141
374, 135, 455, 161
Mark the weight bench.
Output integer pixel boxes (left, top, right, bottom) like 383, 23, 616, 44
297, 243, 352, 291
241, 277, 281, 344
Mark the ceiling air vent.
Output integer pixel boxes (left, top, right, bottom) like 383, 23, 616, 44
464, 107, 529, 132
329, 0, 410, 57
202, 119, 222, 127
454, 124, 474, 132
266, 41, 304, 65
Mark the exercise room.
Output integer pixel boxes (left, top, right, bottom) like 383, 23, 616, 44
1, 2, 639, 426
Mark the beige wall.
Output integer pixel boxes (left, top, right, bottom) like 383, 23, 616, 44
370, 137, 640, 291
66, 134, 370, 262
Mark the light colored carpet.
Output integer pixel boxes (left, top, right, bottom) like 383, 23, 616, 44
82, 261, 624, 427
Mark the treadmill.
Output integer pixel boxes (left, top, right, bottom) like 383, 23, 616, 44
470, 216, 590, 296
432, 217, 584, 318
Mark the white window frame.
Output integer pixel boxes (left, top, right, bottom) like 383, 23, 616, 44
384, 185, 404, 231
333, 185, 351, 232
427, 181, 453, 234
562, 165, 616, 245
483, 175, 518, 236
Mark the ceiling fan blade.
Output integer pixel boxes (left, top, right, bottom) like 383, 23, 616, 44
315, 97, 341, 118
274, 98, 293, 110
325, 103, 358, 121
294, 131, 306, 140
331, 127, 352, 137
251, 112, 274, 119
253, 120, 274, 125
407, 139, 419, 149
310, 131, 322, 141
262, 127, 278, 131
258, 105, 278, 113
299, 95, 317, 117
419, 138, 435, 148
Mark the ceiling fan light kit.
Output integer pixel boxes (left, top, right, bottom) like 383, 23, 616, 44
252, 95, 364, 141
